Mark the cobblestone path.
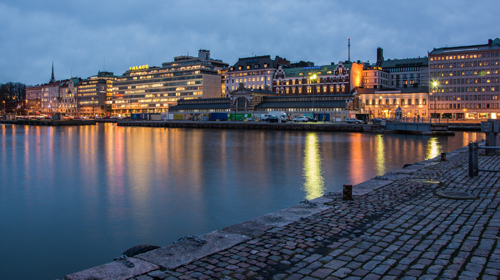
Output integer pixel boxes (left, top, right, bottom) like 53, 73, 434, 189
134, 146, 500, 280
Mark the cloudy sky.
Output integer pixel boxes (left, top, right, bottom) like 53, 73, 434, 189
0, 0, 499, 85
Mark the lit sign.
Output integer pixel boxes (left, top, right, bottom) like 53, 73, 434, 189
303, 66, 321, 70
129, 65, 149, 71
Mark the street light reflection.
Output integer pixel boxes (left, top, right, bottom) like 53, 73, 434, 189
375, 135, 386, 175
426, 137, 441, 160
303, 133, 325, 200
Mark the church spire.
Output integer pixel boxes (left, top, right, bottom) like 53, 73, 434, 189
50, 62, 55, 82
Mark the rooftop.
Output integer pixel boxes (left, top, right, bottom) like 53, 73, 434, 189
430, 38, 500, 55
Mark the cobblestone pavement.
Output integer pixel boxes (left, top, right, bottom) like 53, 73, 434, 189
134, 147, 500, 280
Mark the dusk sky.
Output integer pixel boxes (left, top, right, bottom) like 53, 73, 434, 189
1, 0, 499, 86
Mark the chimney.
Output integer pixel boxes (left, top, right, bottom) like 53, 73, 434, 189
376, 47, 384, 67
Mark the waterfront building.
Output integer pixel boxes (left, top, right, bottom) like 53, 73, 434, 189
169, 85, 351, 121
225, 55, 290, 95
272, 61, 364, 96
380, 57, 429, 88
373, 47, 429, 88
76, 71, 117, 116
428, 38, 500, 120
25, 85, 41, 114
112, 50, 228, 116
41, 80, 63, 114
362, 65, 391, 89
58, 78, 80, 115
357, 87, 429, 120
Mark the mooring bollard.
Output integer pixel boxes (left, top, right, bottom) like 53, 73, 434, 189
441, 152, 447, 161
343, 184, 353, 201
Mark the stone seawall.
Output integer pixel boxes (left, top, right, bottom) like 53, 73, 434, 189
62, 142, 500, 280
117, 120, 380, 133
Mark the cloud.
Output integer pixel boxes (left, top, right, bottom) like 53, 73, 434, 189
0, 0, 498, 85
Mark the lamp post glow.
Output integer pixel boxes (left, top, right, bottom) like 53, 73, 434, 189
432, 81, 438, 120
309, 74, 317, 116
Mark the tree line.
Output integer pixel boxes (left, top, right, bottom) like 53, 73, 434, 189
0, 82, 26, 101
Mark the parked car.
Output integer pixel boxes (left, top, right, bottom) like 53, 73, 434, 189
293, 116, 308, 122
345, 118, 357, 124
266, 115, 279, 123
308, 117, 318, 123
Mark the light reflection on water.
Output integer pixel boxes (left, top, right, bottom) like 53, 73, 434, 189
303, 133, 325, 200
0, 123, 481, 280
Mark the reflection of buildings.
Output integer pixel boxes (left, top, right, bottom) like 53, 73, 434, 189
429, 38, 500, 120
112, 50, 229, 116
357, 87, 429, 119
303, 133, 324, 200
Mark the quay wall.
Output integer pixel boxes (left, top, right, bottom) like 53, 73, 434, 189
116, 120, 380, 133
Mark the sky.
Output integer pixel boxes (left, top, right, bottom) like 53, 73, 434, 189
0, 0, 499, 86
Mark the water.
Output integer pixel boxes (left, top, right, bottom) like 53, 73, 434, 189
0, 123, 480, 279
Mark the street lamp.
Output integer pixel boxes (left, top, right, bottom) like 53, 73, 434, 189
309, 74, 317, 117
432, 80, 438, 120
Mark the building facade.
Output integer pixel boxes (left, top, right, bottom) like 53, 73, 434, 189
429, 38, 500, 120
362, 66, 391, 89
58, 78, 80, 115
77, 71, 116, 116
112, 50, 228, 116
25, 85, 41, 114
225, 55, 290, 95
41, 80, 63, 114
272, 61, 364, 96
357, 87, 430, 120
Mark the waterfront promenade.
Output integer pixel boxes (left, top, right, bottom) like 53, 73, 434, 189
66, 143, 500, 280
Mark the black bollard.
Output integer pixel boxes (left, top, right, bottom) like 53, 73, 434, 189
441, 152, 447, 161
343, 184, 353, 201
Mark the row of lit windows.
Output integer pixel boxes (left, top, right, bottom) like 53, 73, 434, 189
430, 52, 500, 61
388, 67, 421, 73
276, 85, 346, 94
434, 86, 499, 93
430, 103, 500, 109
228, 71, 273, 77
276, 78, 348, 86
229, 77, 270, 83
431, 60, 499, 69
431, 94, 499, 101
431, 69, 499, 77
364, 98, 427, 106
438, 78, 500, 85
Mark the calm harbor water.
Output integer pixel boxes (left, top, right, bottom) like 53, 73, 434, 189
0, 123, 480, 279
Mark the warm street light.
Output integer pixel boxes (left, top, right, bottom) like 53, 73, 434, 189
432, 80, 438, 120
309, 74, 317, 116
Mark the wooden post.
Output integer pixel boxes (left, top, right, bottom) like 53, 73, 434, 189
343, 184, 353, 200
